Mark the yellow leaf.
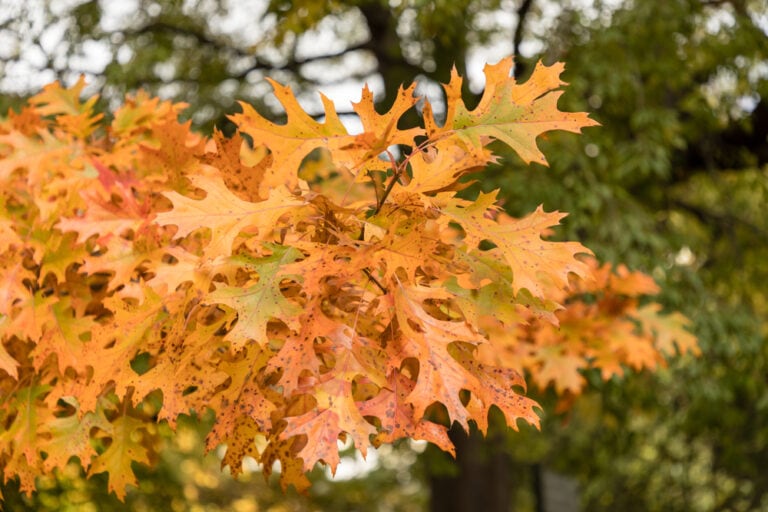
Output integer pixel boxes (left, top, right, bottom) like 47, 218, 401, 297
442, 192, 592, 297
156, 173, 304, 258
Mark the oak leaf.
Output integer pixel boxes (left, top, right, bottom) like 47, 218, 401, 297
0, 318, 19, 378
635, 304, 699, 356
230, 83, 352, 195
32, 296, 95, 375
39, 397, 111, 472
424, 58, 599, 166
282, 377, 376, 474
265, 300, 339, 394
206, 245, 304, 349
29, 76, 103, 138
401, 139, 494, 197
156, 173, 305, 258
442, 192, 591, 297
389, 282, 481, 427
358, 371, 454, 455
218, 415, 265, 478
88, 414, 151, 501
78, 287, 170, 411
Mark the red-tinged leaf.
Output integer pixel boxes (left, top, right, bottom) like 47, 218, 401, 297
281, 408, 343, 473
358, 371, 454, 455
453, 345, 540, 432
314, 378, 376, 456
282, 378, 375, 473
266, 301, 340, 394
56, 167, 150, 244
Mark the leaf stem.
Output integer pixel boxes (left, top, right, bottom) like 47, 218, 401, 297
362, 268, 388, 294
377, 166, 403, 213
374, 148, 403, 214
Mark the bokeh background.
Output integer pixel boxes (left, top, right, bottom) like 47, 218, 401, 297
1, 0, 767, 510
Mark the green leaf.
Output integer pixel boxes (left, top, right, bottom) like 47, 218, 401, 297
88, 414, 151, 501
205, 245, 304, 349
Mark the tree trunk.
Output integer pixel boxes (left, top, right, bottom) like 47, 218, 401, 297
427, 423, 581, 512
429, 422, 514, 512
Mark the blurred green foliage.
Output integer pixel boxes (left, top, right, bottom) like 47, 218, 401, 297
491, 1, 768, 510
1, 0, 767, 510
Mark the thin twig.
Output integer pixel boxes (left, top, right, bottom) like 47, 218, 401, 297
362, 268, 388, 294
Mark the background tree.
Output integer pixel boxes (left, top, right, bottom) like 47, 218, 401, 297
1, 0, 767, 510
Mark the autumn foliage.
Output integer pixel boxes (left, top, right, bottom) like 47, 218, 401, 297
0, 58, 697, 499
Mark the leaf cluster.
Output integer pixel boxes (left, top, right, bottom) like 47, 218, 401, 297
0, 59, 695, 499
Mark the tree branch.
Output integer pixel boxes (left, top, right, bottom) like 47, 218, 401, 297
513, 0, 535, 77
127, 21, 254, 59
126, 20, 377, 84
232, 42, 372, 80
671, 198, 768, 242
